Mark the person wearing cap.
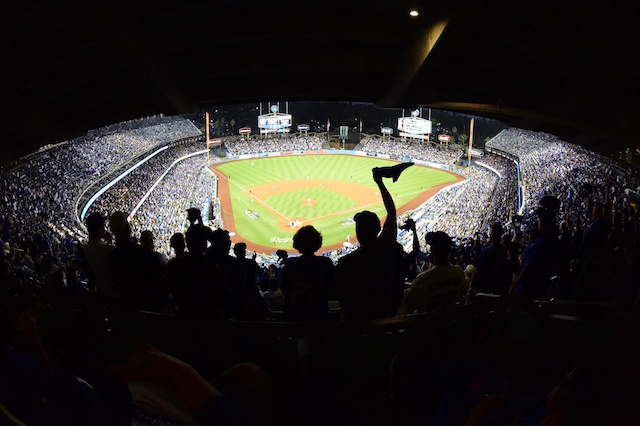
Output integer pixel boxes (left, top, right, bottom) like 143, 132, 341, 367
336, 163, 412, 320
510, 196, 561, 299
82, 212, 123, 302
397, 231, 466, 315
186, 207, 201, 226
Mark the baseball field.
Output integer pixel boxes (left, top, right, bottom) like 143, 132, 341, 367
212, 155, 463, 254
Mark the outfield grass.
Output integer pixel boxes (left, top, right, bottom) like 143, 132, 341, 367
217, 155, 457, 251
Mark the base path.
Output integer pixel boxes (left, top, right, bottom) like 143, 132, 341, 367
211, 161, 464, 255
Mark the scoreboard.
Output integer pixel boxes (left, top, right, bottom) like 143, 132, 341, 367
398, 116, 432, 138
258, 104, 292, 134
258, 114, 292, 130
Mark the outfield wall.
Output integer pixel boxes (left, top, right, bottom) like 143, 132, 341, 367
226, 149, 465, 176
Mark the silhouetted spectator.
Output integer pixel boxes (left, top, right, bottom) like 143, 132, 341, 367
233, 242, 270, 318
205, 229, 254, 319
233, 243, 262, 294
167, 225, 231, 319
263, 264, 281, 293
169, 232, 186, 259
262, 264, 284, 312
579, 202, 609, 265
336, 163, 412, 320
281, 226, 335, 322
398, 231, 466, 315
467, 222, 510, 300
510, 196, 561, 299
108, 212, 169, 312
140, 230, 168, 270
82, 212, 123, 302
186, 207, 204, 227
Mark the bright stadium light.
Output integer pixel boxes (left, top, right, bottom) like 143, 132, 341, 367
409, 10, 419, 17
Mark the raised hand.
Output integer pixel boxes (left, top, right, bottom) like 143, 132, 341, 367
372, 162, 413, 182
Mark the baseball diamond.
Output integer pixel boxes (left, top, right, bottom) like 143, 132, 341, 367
212, 154, 463, 253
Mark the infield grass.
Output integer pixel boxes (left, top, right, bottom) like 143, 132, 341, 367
216, 155, 457, 251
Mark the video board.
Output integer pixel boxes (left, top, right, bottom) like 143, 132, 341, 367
258, 113, 292, 133
398, 116, 432, 136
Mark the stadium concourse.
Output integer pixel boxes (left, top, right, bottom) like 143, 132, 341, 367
1, 117, 640, 424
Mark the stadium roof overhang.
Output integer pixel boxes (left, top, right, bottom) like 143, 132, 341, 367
1, 0, 639, 162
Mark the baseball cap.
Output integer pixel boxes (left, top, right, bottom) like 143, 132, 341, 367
426, 231, 452, 254
186, 207, 202, 222
537, 195, 560, 216
354, 210, 381, 238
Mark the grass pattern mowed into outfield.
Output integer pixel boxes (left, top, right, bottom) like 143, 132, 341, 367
216, 155, 458, 250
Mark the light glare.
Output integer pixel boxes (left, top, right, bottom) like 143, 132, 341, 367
409, 10, 419, 17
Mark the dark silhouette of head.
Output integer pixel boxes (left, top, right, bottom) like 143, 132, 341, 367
233, 242, 247, 259
108, 212, 130, 242
293, 226, 323, 255
490, 222, 504, 243
186, 208, 202, 226
537, 196, 559, 234
354, 210, 381, 246
209, 229, 231, 256
186, 225, 208, 254
169, 233, 185, 256
85, 212, 106, 238
139, 230, 155, 251
426, 231, 452, 265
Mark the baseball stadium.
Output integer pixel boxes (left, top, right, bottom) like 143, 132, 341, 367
1, 2, 640, 425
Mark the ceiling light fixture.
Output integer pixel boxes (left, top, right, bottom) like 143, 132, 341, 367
409, 10, 419, 17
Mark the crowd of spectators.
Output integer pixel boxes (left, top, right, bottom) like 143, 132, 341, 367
476, 154, 520, 229
128, 155, 213, 258
428, 166, 498, 237
191, 168, 223, 230
0, 116, 203, 285
1, 121, 640, 424
2, 123, 638, 307
359, 137, 460, 165
226, 134, 325, 155
88, 141, 204, 220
